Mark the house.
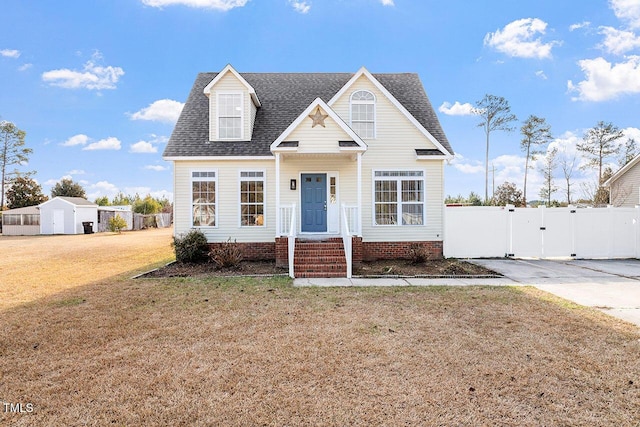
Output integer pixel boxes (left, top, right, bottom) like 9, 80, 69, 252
163, 65, 454, 277
604, 154, 640, 207
39, 197, 98, 235
1, 205, 40, 236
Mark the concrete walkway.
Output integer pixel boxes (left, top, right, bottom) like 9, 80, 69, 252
294, 259, 640, 327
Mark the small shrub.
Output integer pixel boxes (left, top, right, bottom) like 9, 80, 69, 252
173, 229, 209, 263
108, 215, 128, 234
209, 238, 244, 269
409, 244, 433, 264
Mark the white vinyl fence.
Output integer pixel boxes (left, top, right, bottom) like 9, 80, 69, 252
444, 205, 640, 259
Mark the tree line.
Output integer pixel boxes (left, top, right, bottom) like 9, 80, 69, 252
450, 94, 634, 207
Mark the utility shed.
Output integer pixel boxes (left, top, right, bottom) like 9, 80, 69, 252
1, 205, 40, 236
39, 197, 98, 235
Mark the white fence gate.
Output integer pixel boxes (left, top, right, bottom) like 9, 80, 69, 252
444, 205, 640, 259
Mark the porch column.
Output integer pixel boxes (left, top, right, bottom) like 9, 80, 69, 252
357, 152, 362, 236
275, 152, 281, 236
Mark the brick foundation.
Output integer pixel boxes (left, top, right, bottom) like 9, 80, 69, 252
361, 240, 443, 261
208, 241, 275, 261
208, 238, 443, 267
275, 237, 289, 268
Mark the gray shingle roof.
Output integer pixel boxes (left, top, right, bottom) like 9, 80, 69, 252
163, 72, 452, 158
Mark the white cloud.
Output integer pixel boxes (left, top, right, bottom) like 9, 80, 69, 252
82, 137, 122, 151
450, 154, 484, 174
61, 134, 90, 147
144, 165, 168, 171
568, 56, 640, 101
569, 21, 591, 31
0, 49, 20, 58
130, 99, 184, 123
289, 1, 310, 14
67, 169, 86, 175
380, 0, 394, 6
141, 0, 248, 10
599, 26, 640, 55
86, 181, 120, 201
44, 175, 73, 186
610, 0, 640, 29
18, 63, 32, 71
130, 141, 158, 153
622, 126, 640, 142
438, 101, 475, 116
535, 70, 548, 80
484, 18, 560, 59
42, 58, 124, 90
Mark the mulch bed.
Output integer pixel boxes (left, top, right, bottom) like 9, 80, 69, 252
141, 259, 499, 278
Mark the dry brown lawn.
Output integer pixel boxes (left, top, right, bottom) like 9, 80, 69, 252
1, 230, 640, 426
0, 227, 174, 310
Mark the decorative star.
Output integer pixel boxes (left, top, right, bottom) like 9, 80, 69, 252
308, 106, 329, 128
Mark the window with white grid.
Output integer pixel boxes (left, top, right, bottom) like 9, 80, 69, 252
217, 93, 243, 139
240, 171, 265, 227
191, 171, 217, 227
374, 171, 425, 226
350, 90, 375, 139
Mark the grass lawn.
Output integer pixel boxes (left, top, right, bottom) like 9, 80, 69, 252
1, 230, 639, 425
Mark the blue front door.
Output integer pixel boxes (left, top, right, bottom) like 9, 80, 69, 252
301, 173, 327, 232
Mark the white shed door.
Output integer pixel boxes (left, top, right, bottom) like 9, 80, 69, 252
53, 209, 65, 234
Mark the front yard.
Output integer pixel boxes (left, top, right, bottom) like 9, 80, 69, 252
1, 231, 639, 425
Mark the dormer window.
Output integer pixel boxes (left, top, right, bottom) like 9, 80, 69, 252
217, 92, 243, 139
350, 90, 375, 139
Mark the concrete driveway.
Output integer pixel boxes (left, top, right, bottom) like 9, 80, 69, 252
470, 259, 640, 327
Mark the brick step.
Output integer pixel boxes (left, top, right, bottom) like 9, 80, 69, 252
295, 244, 344, 251
295, 256, 346, 264
294, 263, 347, 271
294, 250, 345, 257
295, 271, 347, 278
296, 238, 343, 243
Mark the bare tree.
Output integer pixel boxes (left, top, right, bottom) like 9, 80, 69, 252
1, 121, 32, 210
577, 121, 624, 184
539, 147, 558, 206
520, 115, 552, 206
473, 95, 517, 203
559, 151, 578, 205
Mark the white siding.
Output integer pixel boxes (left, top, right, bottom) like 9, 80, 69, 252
75, 207, 98, 234
611, 164, 640, 207
39, 198, 97, 234
173, 160, 276, 243
279, 156, 358, 234
332, 75, 444, 242
208, 72, 256, 141
286, 113, 351, 154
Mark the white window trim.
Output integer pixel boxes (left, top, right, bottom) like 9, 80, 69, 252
238, 170, 266, 228
191, 168, 218, 228
372, 169, 426, 227
216, 91, 244, 140
350, 90, 376, 139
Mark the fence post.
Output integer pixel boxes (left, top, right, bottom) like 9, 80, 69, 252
636, 205, 640, 259
506, 204, 514, 257
569, 205, 577, 258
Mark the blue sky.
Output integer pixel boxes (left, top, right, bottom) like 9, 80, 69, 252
2, 0, 640, 203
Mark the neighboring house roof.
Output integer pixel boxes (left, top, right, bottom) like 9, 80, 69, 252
163, 70, 453, 158
40, 196, 97, 207
603, 153, 640, 188
2, 205, 39, 215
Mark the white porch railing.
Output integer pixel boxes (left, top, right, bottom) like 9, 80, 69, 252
343, 204, 360, 236
341, 203, 359, 278
283, 204, 297, 278
278, 204, 295, 237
